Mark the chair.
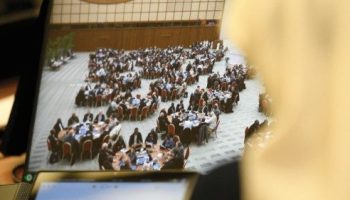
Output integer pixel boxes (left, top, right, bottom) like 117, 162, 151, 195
167, 124, 176, 136
211, 120, 220, 138
161, 89, 168, 102
81, 140, 93, 160
183, 147, 190, 168
198, 98, 205, 109
221, 82, 228, 91
171, 89, 178, 100
139, 106, 149, 120
149, 103, 157, 115
137, 79, 142, 88
129, 107, 138, 121
133, 80, 138, 89
117, 106, 124, 121
62, 142, 74, 164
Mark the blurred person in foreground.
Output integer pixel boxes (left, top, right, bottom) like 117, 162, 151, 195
193, 0, 350, 200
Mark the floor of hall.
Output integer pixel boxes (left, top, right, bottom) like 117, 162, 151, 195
28, 41, 267, 174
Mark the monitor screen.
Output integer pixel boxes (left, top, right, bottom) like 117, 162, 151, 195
34, 180, 188, 200
26, 0, 267, 178
29, 172, 198, 200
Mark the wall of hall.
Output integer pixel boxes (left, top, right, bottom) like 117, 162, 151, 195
48, 24, 220, 51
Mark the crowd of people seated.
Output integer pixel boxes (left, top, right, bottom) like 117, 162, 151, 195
188, 84, 239, 114
75, 72, 142, 107
97, 126, 186, 171
48, 40, 242, 171
47, 111, 121, 166
156, 103, 219, 146
139, 41, 221, 80
244, 119, 270, 144
88, 49, 135, 80
105, 91, 159, 121
207, 64, 247, 91
148, 77, 187, 102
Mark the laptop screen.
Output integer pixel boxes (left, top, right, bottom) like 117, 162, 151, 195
25, 0, 266, 182
29, 171, 198, 200
34, 181, 188, 200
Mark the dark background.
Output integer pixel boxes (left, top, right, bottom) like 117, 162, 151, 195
0, 0, 49, 155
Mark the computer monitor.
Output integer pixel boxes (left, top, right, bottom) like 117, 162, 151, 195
24, 0, 260, 183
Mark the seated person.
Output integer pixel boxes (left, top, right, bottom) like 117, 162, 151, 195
110, 133, 126, 153
53, 118, 65, 135
176, 100, 185, 112
167, 103, 176, 115
161, 147, 185, 170
212, 103, 221, 120
98, 143, 114, 170
94, 111, 106, 123
158, 112, 170, 133
118, 153, 133, 171
206, 112, 217, 133
244, 120, 260, 142
67, 113, 79, 127
138, 98, 147, 114
162, 134, 176, 149
47, 129, 61, 163
131, 95, 141, 107
83, 110, 94, 122
172, 114, 182, 135
128, 128, 143, 150
145, 129, 158, 147
198, 118, 209, 144
63, 129, 79, 165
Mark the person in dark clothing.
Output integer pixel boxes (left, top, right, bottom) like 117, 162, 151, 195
110, 134, 126, 153
53, 118, 65, 135
167, 102, 176, 115
48, 129, 60, 154
94, 111, 106, 123
67, 113, 79, 127
138, 98, 147, 114
75, 87, 85, 106
161, 147, 184, 170
98, 143, 114, 170
128, 128, 143, 149
176, 100, 185, 112
172, 114, 182, 136
83, 110, 93, 122
158, 112, 170, 133
145, 129, 158, 146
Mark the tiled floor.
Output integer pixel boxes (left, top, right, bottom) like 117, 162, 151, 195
28, 41, 266, 174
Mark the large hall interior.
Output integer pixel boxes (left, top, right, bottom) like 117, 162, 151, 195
28, 0, 272, 173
